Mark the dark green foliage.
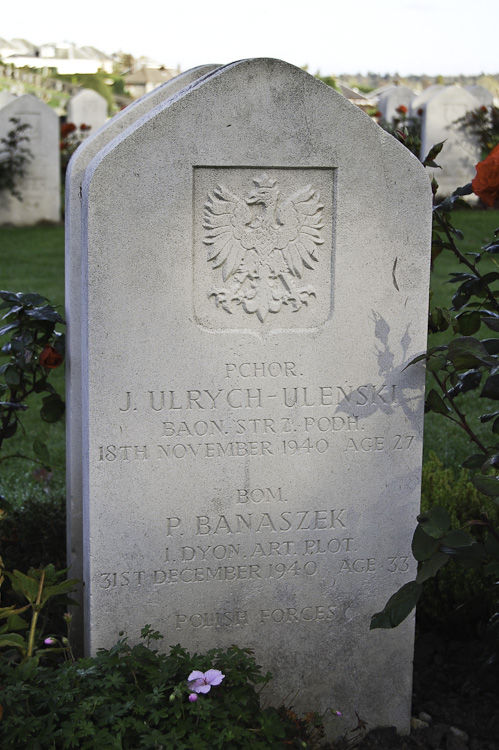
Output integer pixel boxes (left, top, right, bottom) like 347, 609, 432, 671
0, 492, 66, 571
455, 104, 499, 160
0, 630, 331, 749
0, 291, 65, 483
371, 173, 499, 631
416, 454, 499, 634
0, 118, 32, 200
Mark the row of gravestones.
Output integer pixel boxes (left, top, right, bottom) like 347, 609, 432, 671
376, 82, 495, 196
66, 59, 432, 740
0, 76, 493, 226
0, 88, 107, 225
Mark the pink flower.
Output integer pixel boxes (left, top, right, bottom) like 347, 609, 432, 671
187, 668, 225, 694
44, 637, 57, 645
188, 693, 198, 702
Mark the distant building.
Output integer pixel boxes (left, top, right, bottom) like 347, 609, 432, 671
124, 67, 178, 99
0, 38, 114, 74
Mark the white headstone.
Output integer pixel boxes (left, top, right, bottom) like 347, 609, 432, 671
0, 90, 17, 109
421, 85, 481, 196
74, 58, 431, 738
409, 84, 444, 118
465, 84, 493, 108
65, 65, 221, 651
377, 84, 415, 123
0, 94, 60, 225
67, 88, 108, 133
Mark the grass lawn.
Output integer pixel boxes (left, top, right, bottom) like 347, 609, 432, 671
0, 209, 498, 504
1, 225, 66, 504
422, 207, 499, 466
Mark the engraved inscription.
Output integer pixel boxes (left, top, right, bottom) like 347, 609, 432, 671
204, 173, 324, 322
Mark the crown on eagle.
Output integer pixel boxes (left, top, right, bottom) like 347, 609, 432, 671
253, 173, 276, 189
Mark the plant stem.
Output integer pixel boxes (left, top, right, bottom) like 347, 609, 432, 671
433, 372, 489, 455
27, 569, 45, 660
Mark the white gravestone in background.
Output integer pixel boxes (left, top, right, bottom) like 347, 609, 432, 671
421, 85, 481, 196
67, 88, 108, 133
0, 94, 60, 225
65, 65, 221, 651
377, 84, 415, 123
75, 58, 431, 738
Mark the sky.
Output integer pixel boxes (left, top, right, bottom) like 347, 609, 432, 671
3, 0, 498, 77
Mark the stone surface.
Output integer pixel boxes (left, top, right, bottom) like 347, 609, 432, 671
65, 65, 221, 650
66, 88, 108, 133
0, 90, 17, 108
377, 84, 415, 123
0, 94, 60, 225
74, 58, 431, 737
464, 84, 493, 108
420, 85, 481, 196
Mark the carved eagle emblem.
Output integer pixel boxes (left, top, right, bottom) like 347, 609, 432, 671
203, 173, 324, 322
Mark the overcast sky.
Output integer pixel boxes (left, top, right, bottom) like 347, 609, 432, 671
3, 0, 498, 77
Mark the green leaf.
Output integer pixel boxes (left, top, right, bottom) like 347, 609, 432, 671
447, 337, 495, 370
370, 581, 422, 629
462, 454, 487, 469
40, 393, 65, 423
412, 524, 441, 561
481, 373, 499, 400
483, 338, 499, 355
471, 475, 499, 497
7, 570, 40, 602
442, 529, 474, 548
4, 365, 20, 386
455, 311, 481, 336
417, 506, 452, 538
0, 632, 27, 651
416, 551, 449, 583
485, 243, 499, 254
483, 316, 499, 332
450, 542, 486, 569
425, 388, 450, 415
480, 411, 499, 423
33, 438, 50, 463
426, 351, 447, 373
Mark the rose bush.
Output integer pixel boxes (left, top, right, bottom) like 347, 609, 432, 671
471, 143, 499, 207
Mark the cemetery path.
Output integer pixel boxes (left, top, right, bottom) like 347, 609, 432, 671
332, 633, 499, 750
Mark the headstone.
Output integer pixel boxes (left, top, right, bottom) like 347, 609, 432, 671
0, 90, 17, 108
377, 84, 414, 123
0, 94, 60, 225
66, 88, 108, 133
420, 85, 481, 196
73, 58, 431, 738
409, 84, 444, 118
65, 65, 221, 651
464, 84, 493, 108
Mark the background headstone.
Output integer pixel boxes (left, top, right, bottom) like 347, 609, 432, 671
377, 83, 415, 122
66, 88, 108, 133
409, 84, 444, 118
0, 94, 60, 225
75, 58, 431, 737
0, 90, 17, 109
421, 85, 482, 196
66, 65, 221, 651
464, 84, 493, 108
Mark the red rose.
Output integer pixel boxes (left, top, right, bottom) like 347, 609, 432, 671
396, 105, 408, 115
61, 122, 77, 137
39, 345, 63, 369
472, 143, 499, 207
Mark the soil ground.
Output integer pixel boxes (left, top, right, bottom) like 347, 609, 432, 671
327, 633, 499, 750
